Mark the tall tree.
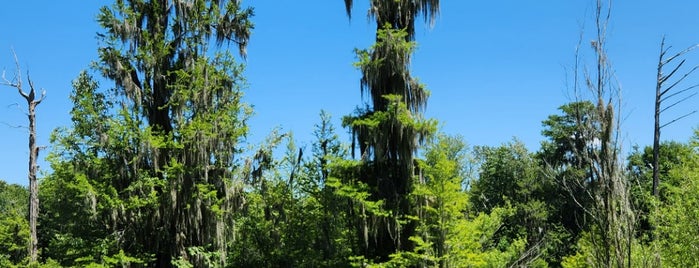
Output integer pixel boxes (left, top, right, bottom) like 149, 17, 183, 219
651, 36, 698, 197
2, 53, 46, 263
342, 0, 439, 262
565, 0, 635, 266
91, 0, 253, 266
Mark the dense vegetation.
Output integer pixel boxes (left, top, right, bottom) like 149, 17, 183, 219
1, 0, 698, 267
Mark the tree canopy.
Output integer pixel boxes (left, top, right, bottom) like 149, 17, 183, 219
1, 0, 698, 267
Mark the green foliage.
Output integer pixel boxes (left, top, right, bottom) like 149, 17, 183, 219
3, 1, 699, 267
0, 181, 28, 216
38, 0, 257, 266
411, 134, 472, 267
344, 0, 439, 261
470, 140, 555, 265
172, 246, 221, 268
562, 231, 659, 268
229, 115, 356, 267
343, 93, 437, 262
337, 135, 529, 267
0, 181, 29, 265
472, 140, 543, 212
537, 101, 599, 264
561, 232, 593, 268
353, 25, 428, 113
39, 72, 156, 266
101, 250, 146, 267
0, 216, 29, 266
540, 101, 596, 170
625, 141, 694, 240
650, 132, 699, 267
627, 141, 694, 200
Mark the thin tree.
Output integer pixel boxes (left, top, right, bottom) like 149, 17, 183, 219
2, 52, 46, 263
563, 0, 635, 266
652, 36, 698, 197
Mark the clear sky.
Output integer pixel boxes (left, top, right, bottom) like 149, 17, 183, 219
2, 1, 699, 186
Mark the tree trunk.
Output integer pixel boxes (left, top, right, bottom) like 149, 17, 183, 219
652, 36, 699, 197
27, 101, 39, 263
653, 84, 660, 197
2, 56, 45, 263
653, 41, 663, 198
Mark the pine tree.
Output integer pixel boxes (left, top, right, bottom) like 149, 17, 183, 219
342, 0, 439, 260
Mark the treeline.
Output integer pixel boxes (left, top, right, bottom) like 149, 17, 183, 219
1, 0, 698, 267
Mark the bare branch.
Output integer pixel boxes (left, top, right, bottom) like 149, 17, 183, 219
1, 50, 31, 100
661, 65, 699, 96
659, 36, 670, 59
659, 59, 685, 86
37, 90, 46, 104
1, 121, 27, 130
661, 110, 697, 129
660, 92, 698, 114
10, 48, 21, 87
660, 84, 699, 103
662, 44, 699, 66
5, 102, 26, 115
1, 68, 20, 90
26, 74, 46, 104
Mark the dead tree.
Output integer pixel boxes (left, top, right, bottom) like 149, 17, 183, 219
563, 1, 635, 266
652, 37, 698, 197
2, 52, 46, 263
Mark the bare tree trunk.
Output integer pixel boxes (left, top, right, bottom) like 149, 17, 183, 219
27, 99, 40, 263
652, 91, 660, 197
653, 48, 662, 197
652, 36, 699, 197
2, 53, 46, 263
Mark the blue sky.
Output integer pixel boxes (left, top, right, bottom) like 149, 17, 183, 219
2, 1, 699, 185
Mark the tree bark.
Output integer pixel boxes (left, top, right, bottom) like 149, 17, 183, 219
653, 78, 661, 197
2, 55, 45, 263
652, 37, 665, 198
27, 98, 40, 263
